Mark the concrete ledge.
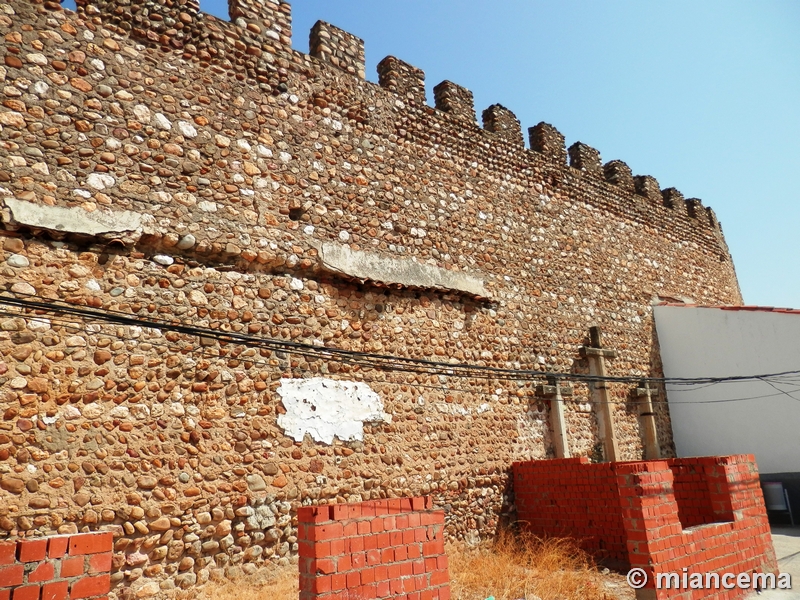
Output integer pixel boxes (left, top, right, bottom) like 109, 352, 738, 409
1, 198, 154, 244
317, 242, 489, 299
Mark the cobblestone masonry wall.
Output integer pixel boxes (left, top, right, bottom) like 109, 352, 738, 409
0, 0, 742, 597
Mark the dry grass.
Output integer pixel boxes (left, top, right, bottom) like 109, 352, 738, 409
447, 529, 616, 600
198, 531, 618, 600
197, 565, 298, 600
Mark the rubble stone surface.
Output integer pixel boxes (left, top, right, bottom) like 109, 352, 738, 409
0, 1, 741, 597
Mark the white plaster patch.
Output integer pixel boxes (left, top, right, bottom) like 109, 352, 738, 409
276, 378, 391, 445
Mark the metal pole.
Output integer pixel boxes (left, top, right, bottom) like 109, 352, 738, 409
785, 488, 795, 527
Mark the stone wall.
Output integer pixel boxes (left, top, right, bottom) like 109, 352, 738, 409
0, 0, 742, 597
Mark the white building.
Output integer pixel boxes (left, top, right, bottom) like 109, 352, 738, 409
654, 304, 800, 521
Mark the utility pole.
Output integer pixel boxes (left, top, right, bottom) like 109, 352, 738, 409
535, 376, 573, 459
580, 326, 620, 462
636, 380, 661, 459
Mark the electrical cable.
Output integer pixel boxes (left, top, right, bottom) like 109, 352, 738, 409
2, 304, 797, 406
2, 290, 800, 395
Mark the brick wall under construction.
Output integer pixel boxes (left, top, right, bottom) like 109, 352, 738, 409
514, 455, 777, 600
0, 532, 112, 599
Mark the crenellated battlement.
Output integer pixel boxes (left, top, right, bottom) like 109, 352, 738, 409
8, 0, 731, 271
377, 56, 426, 106
568, 142, 603, 174
603, 160, 635, 193
228, 0, 292, 44
529, 123, 567, 165
635, 175, 662, 202
55, 0, 725, 239
482, 104, 525, 148
310, 20, 365, 79
67, 0, 294, 95
662, 187, 687, 215
433, 81, 477, 124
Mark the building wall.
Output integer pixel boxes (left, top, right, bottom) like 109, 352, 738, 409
654, 305, 800, 475
0, 0, 741, 596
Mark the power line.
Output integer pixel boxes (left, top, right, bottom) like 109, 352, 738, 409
661, 389, 800, 405
2, 291, 800, 393
756, 377, 800, 404
3, 304, 797, 407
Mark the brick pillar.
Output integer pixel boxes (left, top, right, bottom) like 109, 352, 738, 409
720, 455, 778, 574
616, 461, 684, 600
298, 498, 450, 600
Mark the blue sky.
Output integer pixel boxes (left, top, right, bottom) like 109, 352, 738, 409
63, 1, 800, 308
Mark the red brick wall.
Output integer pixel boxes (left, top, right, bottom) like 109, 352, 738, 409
513, 456, 629, 566
667, 457, 731, 528
0, 532, 112, 600
513, 455, 777, 600
298, 497, 450, 600
618, 456, 776, 600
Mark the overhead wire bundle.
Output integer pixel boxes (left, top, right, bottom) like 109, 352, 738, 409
1, 289, 799, 404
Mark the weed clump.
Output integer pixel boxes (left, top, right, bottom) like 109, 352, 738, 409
447, 529, 616, 600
